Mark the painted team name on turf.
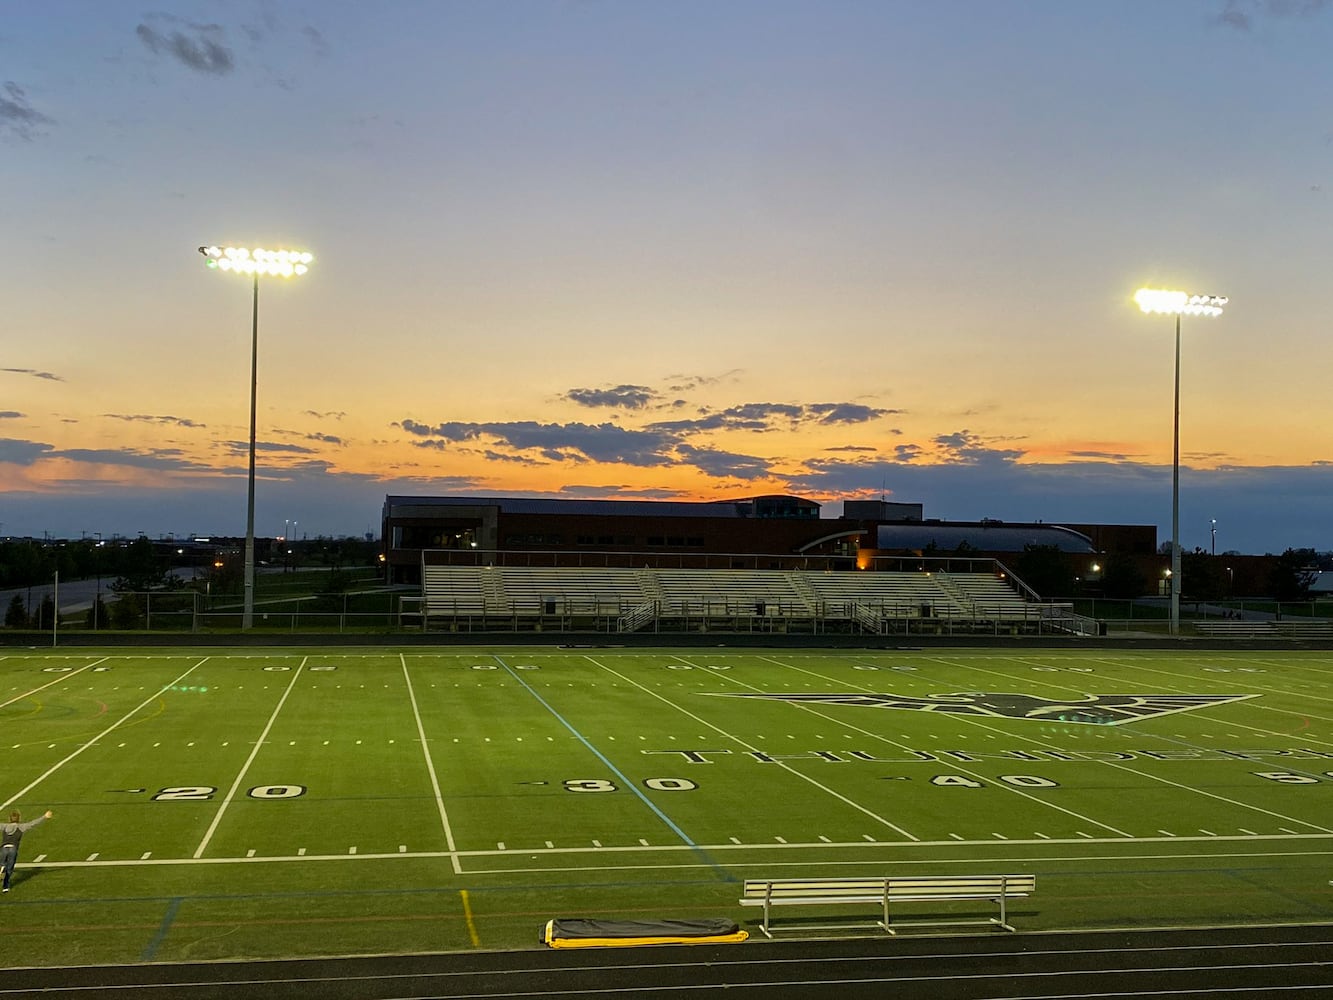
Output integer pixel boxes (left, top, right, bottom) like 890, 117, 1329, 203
708, 691, 1256, 726
641, 747, 1333, 763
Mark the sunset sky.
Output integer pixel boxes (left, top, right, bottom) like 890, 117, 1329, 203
3, 0, 1332, 554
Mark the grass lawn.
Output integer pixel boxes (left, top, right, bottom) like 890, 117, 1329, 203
1, 645, 1330, 967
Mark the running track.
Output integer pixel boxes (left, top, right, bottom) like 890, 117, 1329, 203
0, 924, 1328, 999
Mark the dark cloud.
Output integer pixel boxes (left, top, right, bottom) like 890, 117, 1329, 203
54, 447, 213, 472
664, 370, 743, 393
647, 412, 740, 434
650, 401, 893, 435
302, 25, 329, 57
0, 437, 214, 472
825, 445, 878, 453
674, 444, 773, 480
103, 413, 205, 428
218, 440, 317, 457
0, 438, 55, 464
2, 367, 62, 382
0, 411, 23, 420
807, 403, 900, 424
785, 456, 1333, 553
0, 82, 53, 141
478, 449, 545, 466
1217, 0, 1333, 30
304, 410, 347, 420
136, 16, 234, 75
556, 484, 686, 499
564, 384, 657, 410
397, 419, 676, 466
1070, 450, 1138, 462
933, 429, 1025, 466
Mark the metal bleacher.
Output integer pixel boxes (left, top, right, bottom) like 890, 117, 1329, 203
418, 558, 1058, 635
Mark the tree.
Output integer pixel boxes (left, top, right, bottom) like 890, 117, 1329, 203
110, 593, 145, 630
85, 595, 109, 630
109, 536, 169, 593
313, 570, 353, 613
1180, 551, 1226, 602
1013, 544, 1076, 599
4, 594, 27, 628
1269, 548, 1318, 602
1099, 557, 1147, 600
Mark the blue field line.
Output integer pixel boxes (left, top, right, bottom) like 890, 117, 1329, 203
139, 896, 182, 961
1222, 868, 1330, 913
491, 654, 734, 881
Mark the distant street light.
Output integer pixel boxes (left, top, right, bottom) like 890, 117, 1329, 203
1211, 518, 1217, 557
199, 245, 314, 628
1134, 287, 1227, 636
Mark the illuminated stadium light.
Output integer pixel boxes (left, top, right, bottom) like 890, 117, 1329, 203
199, 245, 313, 277
1133, 284, 1228, 636
198, 242, 314, 629
1133, 288, 1227, 317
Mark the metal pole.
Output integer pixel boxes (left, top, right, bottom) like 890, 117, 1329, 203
1171, 313, 1181, 636
243, 271, 259, 629
52, 570, 58, 648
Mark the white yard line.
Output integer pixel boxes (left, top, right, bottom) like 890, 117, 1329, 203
17, 831, 1333, 871
937, 655, 1333, 832
192, 657, 306, 859
755, 654, 1134, 838
1089, 655, 1333, 731
1, 657, 205, 811
400, 652, 460, 872
0, 657, 108, 709
591, 655, 920, 842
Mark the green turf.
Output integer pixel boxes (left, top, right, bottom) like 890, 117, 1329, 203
1, 645, 1330, 966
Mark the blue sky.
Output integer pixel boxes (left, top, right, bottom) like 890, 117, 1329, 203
2, 1, 1331, 554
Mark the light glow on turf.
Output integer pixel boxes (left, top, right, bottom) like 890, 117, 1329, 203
198, 245, 313, 277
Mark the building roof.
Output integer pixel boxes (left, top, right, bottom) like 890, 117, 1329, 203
874, 521, 1095, 553
383, 494, 817, 520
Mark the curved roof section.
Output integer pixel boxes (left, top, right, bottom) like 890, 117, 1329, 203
874, 522, 1095, 553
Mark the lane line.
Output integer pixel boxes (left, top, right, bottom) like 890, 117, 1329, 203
193, 657, 306, 859
2, 658, 208, 812
460, 888, 480, 948
944, 655, 1333, 833
596, 654, 920, 842
400, 653, 460, 872
494, 655, 703, 850
760, 653, 1132, 838
0, 657, 107, 710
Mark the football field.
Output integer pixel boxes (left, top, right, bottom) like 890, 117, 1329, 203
1, 645, 1331, 967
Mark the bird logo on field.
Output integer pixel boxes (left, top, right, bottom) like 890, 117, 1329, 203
708, 691, 1256, 725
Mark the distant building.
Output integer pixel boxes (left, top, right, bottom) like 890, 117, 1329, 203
381, 493, 1156, 586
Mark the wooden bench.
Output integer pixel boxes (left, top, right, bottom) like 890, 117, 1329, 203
739, 874, 1035, 937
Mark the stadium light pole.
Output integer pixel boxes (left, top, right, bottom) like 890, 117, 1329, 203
199, 245, 313, 628
1133, 288, 1227, 636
